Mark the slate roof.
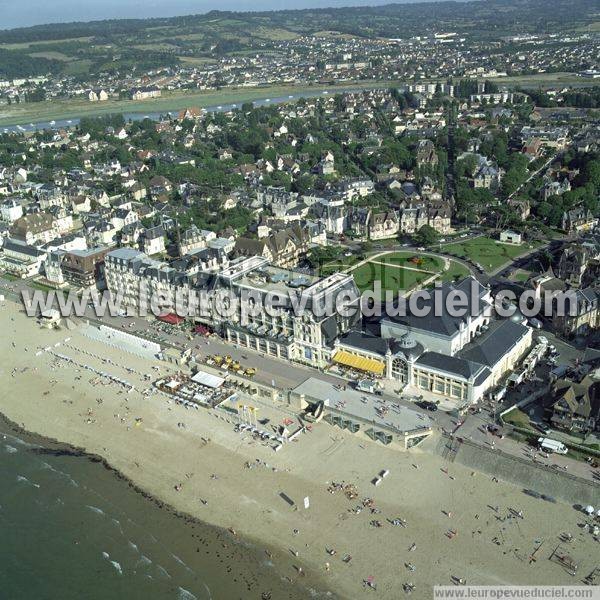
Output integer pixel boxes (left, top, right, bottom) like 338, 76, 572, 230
460, 320, 529, 368
338, 329, 394, 357
416, 351, 489, 382
385, 277, 488, 337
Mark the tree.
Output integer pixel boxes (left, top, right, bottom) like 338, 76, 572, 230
415, 225, 440, 246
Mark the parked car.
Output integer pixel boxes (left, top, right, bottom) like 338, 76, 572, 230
528, 318, 543, 329
533, 421, 550, 435
487, 424, 504, 438
417, 400, 438, 412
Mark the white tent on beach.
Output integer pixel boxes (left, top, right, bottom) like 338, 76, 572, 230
191, 370, 225, 389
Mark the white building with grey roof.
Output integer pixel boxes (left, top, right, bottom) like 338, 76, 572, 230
334, 278, 533, 405
105, 250, 361, 368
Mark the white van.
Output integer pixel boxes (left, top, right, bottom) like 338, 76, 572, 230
537, 437, 568, 455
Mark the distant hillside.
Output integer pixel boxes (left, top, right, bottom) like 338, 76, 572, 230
0, 0, 597, 79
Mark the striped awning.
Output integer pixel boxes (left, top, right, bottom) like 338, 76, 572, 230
332, 350, 385, 375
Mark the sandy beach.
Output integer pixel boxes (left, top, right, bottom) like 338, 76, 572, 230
1, 302, 599, 598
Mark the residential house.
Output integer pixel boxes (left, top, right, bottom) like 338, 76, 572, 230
552, 287, 600, 338
561, 207, 597, 234
545, 376, 600, 434
0, 197, 24, 223
10, 213, 56, 245
178, 225, 215, 256
0, 238, 46, 277
369, 211, 399, 240
142, 226, 166, 256
88, 89, 109, 102
111, 208, 139, 232
500, 230, 523, 245
130, 86, 161, 100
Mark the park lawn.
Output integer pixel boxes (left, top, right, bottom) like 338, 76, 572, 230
179, 56, 218, 66
319, 251, 363, 277
439, 261, 471, 282
62, 59, 93, 76
352, 261, 429, 297
377, 252, 445, 273
444, 237, 529, 272
28, 51, 72, 61
512, 271, 532, 283
0, 36, 93, 50
30, 281, 57, 292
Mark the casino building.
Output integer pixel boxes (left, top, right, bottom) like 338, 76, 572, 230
332, 278, 532, 404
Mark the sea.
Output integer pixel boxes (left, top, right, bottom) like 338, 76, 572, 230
0, 419, 315, 600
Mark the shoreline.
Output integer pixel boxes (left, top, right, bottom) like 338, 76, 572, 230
2, 303, 599, 598
0, 410, 331, 600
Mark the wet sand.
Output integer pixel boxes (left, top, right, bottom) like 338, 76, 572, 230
0, 415, 308, 600
1, 303, 599, 598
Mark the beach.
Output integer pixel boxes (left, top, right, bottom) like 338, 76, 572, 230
1, 302, 599, 598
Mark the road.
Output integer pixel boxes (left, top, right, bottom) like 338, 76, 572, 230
455, 406, 598, 483
506, 150, 561, 202
1, 273, 596, 483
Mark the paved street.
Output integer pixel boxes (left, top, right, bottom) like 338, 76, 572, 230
2, 273, 597, 483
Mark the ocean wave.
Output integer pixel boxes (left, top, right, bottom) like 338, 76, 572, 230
171, 553, 194, 574
101, 552, 123, 575
111, 518, 123, 533
203, 583, 212, 600
86, 505, 105, 516
127, 540, 139, 553
1, 433, 37, 449
39, 462, 79, 487
156, 564, 171, 579
4, 444, 17, 454
16, 475, 40, 488
136, 554, 152, 568
110, 560, 123, 575
178, 587, 198, 600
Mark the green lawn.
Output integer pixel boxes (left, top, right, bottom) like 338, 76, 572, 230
511, 271, 532, 283
30, 281, 57, 292
378, 252, 446, 271
444, 237, 532, 272
1, 272, 19, 281
502, 408, 534, 430
439, 261, 471, 282
353, 261, 429, 297
350, 251, 473, 297
320, 253, 362, 277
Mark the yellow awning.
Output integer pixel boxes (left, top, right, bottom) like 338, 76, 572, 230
333, 350, 385, 375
